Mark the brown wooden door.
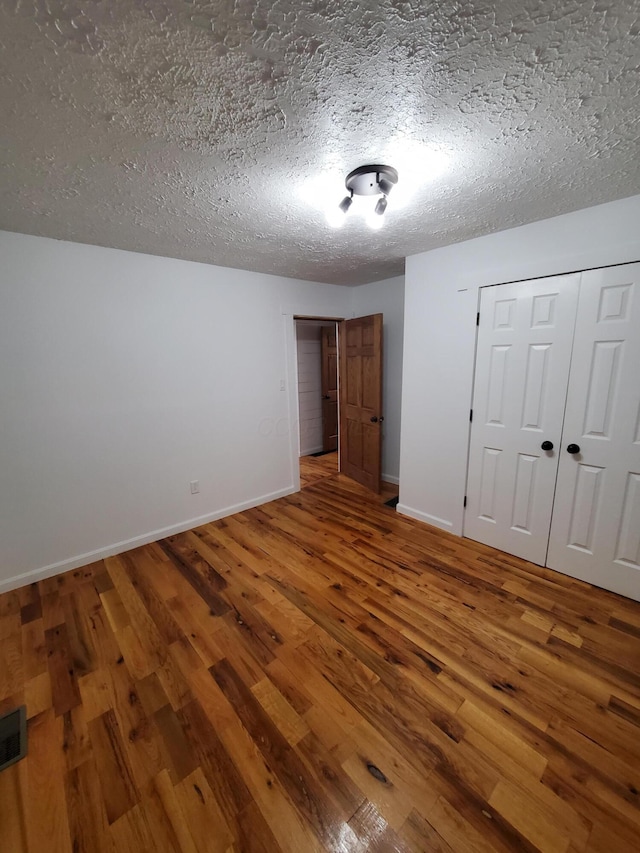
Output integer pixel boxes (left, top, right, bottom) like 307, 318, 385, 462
339, 313, 383, 492
321, 325, 338, 452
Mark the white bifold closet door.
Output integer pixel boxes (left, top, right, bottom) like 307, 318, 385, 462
547, 263, 640, 601
465, 274, 580, 565
466, 262, 640, 602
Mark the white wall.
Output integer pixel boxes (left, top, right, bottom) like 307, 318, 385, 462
296, 323, 323, 455
353, 275, 405, 485
0, 231, 353, 591
398, 194, 640, 535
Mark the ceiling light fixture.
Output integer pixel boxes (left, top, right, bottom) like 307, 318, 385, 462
328, 164, 398, 229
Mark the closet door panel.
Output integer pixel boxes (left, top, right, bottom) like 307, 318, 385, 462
464, 275, 580, 564
547, 262, 640, 601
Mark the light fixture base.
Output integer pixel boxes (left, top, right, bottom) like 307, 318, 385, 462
345, 165, 398, 197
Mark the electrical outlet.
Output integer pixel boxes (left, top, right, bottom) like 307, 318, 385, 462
190, 480, 199, 494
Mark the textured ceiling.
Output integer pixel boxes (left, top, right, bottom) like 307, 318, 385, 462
1, 1, 639, 285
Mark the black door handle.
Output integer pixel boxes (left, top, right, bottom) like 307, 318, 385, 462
322, 395, 330, 400
567, 443, 581, 455
370, 416, 378, 423
541, 441, 554, 451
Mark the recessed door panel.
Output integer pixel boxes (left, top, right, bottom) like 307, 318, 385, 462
615, 472, 640, 568
597, 283, 632, 322
511, 454, 538, 533
531, 293, 557, 327
346, 354, 361, 407
521, 344, 551, 430
478, 448, 501, 522
347, 419, 362, 470
493, 299, 516, 330
486, 346, 510, 426
362, 354, 377, 410
582, 340, 622, 439
566, 464, 604, 553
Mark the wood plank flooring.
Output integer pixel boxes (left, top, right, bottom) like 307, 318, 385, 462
299, 453, 397, 502
1, 466, 640, 852
299, 452, 342, 489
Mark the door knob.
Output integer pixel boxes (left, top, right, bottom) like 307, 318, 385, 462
370, 416, 378, 423
541, 441, 553, 451
567, 443, 581, 454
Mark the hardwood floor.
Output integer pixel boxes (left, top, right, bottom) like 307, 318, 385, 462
1, 469, 640, 852
299, 453, 397, 503
299, 451, 340, 488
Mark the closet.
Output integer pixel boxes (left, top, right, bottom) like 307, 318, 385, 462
465, 262, 640, 602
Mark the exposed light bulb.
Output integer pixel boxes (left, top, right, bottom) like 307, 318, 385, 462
366, 211, 385, 230
326, 207, 346, 228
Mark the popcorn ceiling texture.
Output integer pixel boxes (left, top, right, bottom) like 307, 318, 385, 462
0, 0, 638, 285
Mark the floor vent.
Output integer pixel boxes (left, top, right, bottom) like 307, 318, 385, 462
0, 706, 27, 772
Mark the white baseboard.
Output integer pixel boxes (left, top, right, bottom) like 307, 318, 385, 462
0, 485, 296, 594
381, 473, 399, 486
396, 504, 454, 532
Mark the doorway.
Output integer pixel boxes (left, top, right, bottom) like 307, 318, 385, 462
295, 318, 340, 483
290, 312, 386, 496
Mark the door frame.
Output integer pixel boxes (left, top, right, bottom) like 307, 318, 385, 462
285, 314, 344, 494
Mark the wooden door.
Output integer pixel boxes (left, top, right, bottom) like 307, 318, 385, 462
465, 275, 580, 563
321, 325, 338, 452
339, 314, 383, 492
547, 262, 640, 601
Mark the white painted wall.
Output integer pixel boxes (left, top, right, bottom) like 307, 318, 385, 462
0, 231, 353, 591
398, 194, 640, 535
353, 275, 405, 486
296, 323, 323, 455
